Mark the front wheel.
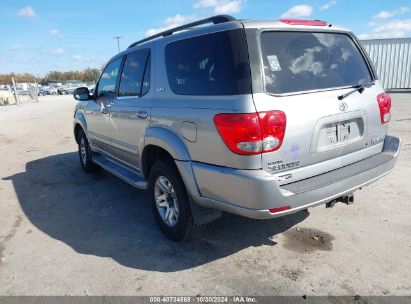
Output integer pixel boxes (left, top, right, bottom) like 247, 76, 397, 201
77, 129, 99, 173
148, 160, 201, 241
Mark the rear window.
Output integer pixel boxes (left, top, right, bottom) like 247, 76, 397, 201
260, 32, 372, 94
165, 29, 251, 95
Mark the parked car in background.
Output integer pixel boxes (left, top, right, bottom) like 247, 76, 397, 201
47, 87, 58, 95
40, 81, 63, 87
38, 88, 48, 96
73, 15, 400, 241
58, 86, 77, 95
58, 80, 87, 95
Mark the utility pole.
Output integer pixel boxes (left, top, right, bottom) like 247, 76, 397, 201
113, 36, 123, 53
11, 77, 20, 105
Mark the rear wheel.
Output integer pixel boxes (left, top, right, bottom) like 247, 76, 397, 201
77, 129, 98, 173
148, 160, 201, 241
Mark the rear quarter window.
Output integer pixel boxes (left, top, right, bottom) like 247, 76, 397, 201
260, 32, 372, 94
165, 29, 251, 96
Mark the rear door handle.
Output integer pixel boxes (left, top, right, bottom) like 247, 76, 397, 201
136, 111, 148, 119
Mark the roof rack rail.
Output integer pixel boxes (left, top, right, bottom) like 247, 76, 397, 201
128, 15, 236, 49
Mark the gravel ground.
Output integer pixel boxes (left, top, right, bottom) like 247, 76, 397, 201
0, 94, 410, 296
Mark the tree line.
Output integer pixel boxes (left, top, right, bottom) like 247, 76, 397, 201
0, 68, 101, 85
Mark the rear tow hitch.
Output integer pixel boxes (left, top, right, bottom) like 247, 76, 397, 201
339, 194, 354, 205
326, 194, 354, 208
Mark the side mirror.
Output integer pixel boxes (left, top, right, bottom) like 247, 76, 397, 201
74, 87, 91, 101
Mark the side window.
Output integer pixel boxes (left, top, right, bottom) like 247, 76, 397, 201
142, 53, 151, 96
165, 29, 251, 96
96, 58, 122, 98
119, 49, 150, 97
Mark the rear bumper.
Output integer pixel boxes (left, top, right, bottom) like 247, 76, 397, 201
191, 135, 401, 219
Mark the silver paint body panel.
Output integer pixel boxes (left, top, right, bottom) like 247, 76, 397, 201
73, 19, 400, 219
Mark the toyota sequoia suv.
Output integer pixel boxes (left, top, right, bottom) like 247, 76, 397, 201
73, 15, 400, 241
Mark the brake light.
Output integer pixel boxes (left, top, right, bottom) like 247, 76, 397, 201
269, 206, 291, 214
279, 19, 327, 26
213, 111, 286, 155
377, 93, 391, 124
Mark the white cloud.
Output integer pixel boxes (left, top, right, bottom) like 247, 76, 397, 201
194, 0, 245, 14
280, 5, 313, 19
194, 0, 218, 9
10, 44, 24, 51
320, 1, 337, 11
49, 29, 61, 36
373, 7, 409, 19
215, 1, 243, 14
358, 19, 411, 39
71, 54, 100, 65
50, 49, 65, 56
164, 14, 196, 25
144, 1, 246, 38
145, 14, 198, 37
374, 11, 394, 19
17, 6, 37, 17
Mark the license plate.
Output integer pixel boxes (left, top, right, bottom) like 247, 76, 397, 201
326, 121, 352, 145
314, 116, 364, 153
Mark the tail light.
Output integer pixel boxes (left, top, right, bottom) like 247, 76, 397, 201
213, 111, 286, 155
377, 93, 391, 124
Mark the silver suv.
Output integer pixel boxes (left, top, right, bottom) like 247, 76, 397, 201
73, 15, 400, 241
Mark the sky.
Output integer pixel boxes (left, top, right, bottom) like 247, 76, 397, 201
1, 0, 411, 76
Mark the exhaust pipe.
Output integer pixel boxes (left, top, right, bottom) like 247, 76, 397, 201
325, 199, 336, 208
326, 194, 354, 208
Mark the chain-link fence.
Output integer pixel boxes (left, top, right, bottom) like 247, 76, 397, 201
0, 84, 39, 106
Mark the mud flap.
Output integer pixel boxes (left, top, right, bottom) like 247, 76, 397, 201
189, 196, 222, 225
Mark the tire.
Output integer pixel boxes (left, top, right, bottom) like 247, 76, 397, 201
148, 159, 201, 241
52, 92, 57, 95
77, 129, 99, 173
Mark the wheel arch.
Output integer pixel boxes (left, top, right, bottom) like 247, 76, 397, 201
141, 128, 200, 197
142, 127, 191, 164
73, 112, 88, 144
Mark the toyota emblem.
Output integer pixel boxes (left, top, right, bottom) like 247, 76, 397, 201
339, 102, 348, 112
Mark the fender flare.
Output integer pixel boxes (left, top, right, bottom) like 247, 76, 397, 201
142, 127, 202, 197
73, 111, 88, 143
143, 127, 191, 161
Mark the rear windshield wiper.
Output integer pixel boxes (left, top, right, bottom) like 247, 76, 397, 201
338, 81, 375, 100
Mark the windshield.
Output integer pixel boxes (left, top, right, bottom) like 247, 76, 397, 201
260, 31, 373, 94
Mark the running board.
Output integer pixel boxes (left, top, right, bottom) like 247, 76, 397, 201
92, 154, 147, 189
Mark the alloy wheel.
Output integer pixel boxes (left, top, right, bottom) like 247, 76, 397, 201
154, 176, 180, 227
